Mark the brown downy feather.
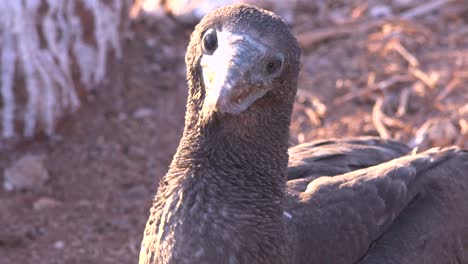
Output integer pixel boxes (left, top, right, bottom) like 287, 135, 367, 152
140, 4, 468, 264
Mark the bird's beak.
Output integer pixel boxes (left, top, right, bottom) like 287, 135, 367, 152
200, 31, 270, 115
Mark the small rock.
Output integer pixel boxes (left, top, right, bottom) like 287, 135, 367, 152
329, 9, 348, 24
410, 119, 458, 149
53, 240, 65, 250
162, 46, 176, 58
145, 37, 158, 48
33, 197, 62, 211
132, 108, 155, 119
393, 0, 413, 7
3, 154, 49, 192
126, 145, 147, 158
370, 5, 392, 18
117, 112, 128, 121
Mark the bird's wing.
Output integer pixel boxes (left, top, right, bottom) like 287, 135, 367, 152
357, 148, 468, 264
285, 147, 468, 264
287, 137, 410, 195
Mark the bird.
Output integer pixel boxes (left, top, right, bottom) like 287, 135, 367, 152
139, 4, 468, 264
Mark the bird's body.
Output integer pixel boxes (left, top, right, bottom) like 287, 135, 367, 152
140, 4, 468, 264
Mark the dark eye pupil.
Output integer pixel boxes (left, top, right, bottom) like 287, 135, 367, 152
203, 29, 218, 53
266, 59, 281, 74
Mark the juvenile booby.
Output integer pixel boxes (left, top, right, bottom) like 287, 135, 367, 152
140, 4, 468, 264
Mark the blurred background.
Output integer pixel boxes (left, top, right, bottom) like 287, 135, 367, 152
0, 0, 466, 263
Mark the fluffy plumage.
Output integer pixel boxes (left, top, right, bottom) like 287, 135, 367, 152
140, 4, 468, 264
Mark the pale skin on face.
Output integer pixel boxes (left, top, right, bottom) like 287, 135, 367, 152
200, 29, 285, 116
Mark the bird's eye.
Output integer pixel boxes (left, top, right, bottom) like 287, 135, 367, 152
202, 29, 218, 54
265, 57, 283, 75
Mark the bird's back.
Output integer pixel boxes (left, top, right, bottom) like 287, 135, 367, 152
285, 139, 468, 263
287, 137, 410, 193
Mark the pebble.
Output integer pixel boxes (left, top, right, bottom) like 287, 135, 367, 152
394, 0, 413, 7
126, 145, 147, 158
117, 112, 128, 121
33, 197, 62, 211
370, 5, 393, 18
410, 119, 458, 149
53, 240, 65, 250
132, 108, 155, 119
3, 154, 49, 192
145, 37, 158, 48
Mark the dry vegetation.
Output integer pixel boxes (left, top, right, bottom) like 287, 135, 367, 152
290, 0, 467, 150
0, 0, 467, 263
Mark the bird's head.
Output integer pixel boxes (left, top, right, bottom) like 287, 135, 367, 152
185, 4, 301, 118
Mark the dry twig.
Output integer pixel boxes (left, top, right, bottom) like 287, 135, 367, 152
401, 0, 456, 19
456, 119, 468, 147
372, 97, 391, 138
436, 78, 461, 101
396, 88, 411, 117
409, 68, 438, 89
296, 89, 327, 126
372, 94, 410, 138
334, 75, 411, 104
298, 0, 456, 49
390, 41, 419, 67
297, 19, 386, 48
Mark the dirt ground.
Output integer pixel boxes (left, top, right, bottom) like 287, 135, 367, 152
1, 1, 467, 263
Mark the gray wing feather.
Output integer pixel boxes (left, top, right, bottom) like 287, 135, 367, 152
286, 147, 468, 264
287, 137, 410, 195
287, 137, 410, 181
358, 149, 468, 264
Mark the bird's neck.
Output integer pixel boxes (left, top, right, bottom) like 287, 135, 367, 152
172, 107, 291, 206
173, 92, 293, 194
143, 95, 293, 263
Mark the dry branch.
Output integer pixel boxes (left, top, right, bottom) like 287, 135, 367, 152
334, 75, 412, 104
456, 119, 468, 147
396, 88, 411, 117
297, 19, 385, 48
298, 0, 456, 49
372, 97, 391, 138
400, 0, 456, 19
390, 41, 419, 67
437, 78, 462, 101
409, 68, 438, 89
296, 89, 327, 126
